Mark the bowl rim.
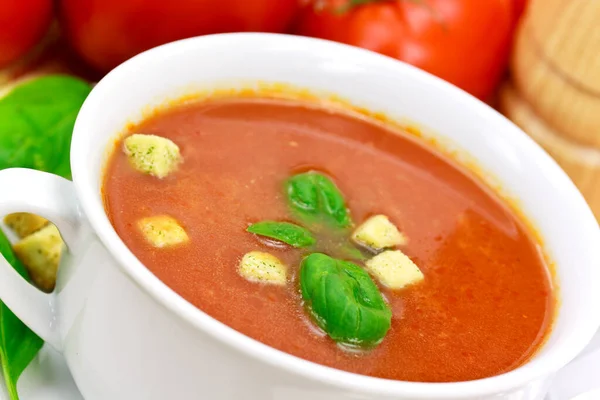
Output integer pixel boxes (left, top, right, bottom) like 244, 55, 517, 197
71, 32, 600, 398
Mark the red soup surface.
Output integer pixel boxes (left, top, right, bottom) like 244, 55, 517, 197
103, 97, 554, 383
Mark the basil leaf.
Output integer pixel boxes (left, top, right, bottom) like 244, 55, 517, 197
285, 171, 352, 229
0, 75, 90, 399
0, 75, 92, 179
0, 230, 44, 400
300, 253, 391, 347
247, 221, 316, 248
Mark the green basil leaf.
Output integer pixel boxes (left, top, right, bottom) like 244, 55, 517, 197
247, 221, 316, 248
0, 75, 92, 179
300, 253, 391, 347
0, 75, 87, 398
0, 230, 44, 400
285, 171, 352, 229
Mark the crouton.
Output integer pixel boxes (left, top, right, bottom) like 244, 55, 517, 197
138, 215, 189, 248
123, 134, 182, 178
352, 215, 407, 251
4, 213, 49, 238
239, 251, 287, 285
13, 224, 64, 292
365, 250, 423, 290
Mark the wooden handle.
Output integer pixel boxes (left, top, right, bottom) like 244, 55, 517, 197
511, 0, 600, 147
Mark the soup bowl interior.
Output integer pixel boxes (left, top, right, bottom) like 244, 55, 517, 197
71, 33, 600, 397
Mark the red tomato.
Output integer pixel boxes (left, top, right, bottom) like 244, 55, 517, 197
295, 0, 514, 100
59, 0, 300, 73
0, 0, 53, 67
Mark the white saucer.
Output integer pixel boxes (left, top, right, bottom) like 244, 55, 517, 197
2, 332, 599, 400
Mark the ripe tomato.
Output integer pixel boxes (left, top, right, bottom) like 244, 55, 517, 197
295, 0, 514, 100
0, 0, 53, 67
58, 0, 300, 73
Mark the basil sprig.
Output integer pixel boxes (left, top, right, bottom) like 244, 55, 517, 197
246, 171, 391, 348
247, 221, 316, 248
300, 253, 391, 346
248, 171, 352, 248
285, 171, 352, 229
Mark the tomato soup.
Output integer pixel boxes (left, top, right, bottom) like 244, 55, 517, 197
103, 97, 554, 383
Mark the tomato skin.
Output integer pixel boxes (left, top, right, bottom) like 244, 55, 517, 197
0, 0, 53, 67
59, 0, 300, 73
295, 0, 514, 101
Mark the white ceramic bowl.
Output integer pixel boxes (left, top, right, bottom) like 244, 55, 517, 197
0, 33, 599, 400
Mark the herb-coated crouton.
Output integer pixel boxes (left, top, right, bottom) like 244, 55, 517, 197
239, 251, 287, 285
4, 213, 49, 238
123, 134, 182, 178
138, 215, 189, 248
13, 224, 64, 292
352, 215, 407, 251
365, 250, 423, 290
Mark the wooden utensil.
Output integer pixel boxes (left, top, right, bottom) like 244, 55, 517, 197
511, 0, 600, 147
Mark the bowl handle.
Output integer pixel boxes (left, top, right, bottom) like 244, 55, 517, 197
0, 168, 83, 350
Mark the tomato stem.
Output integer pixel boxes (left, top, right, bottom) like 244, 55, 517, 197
334, 0, 435, 16
333, 0, 446, 31
335, 0, 391, 14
